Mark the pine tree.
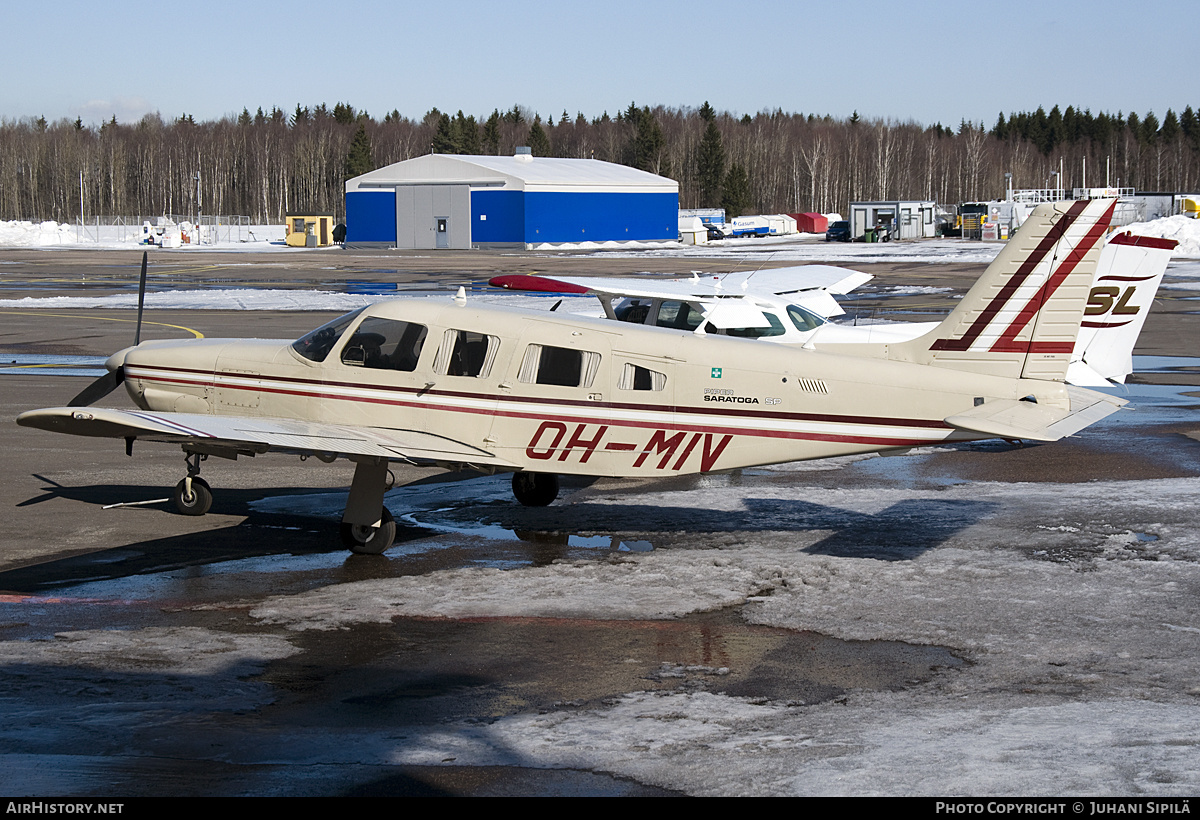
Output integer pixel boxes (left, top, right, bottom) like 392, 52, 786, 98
722, 163, 750, 218
332, 102, 356, 125
432, 113, 459, 153
345, 123, 373, 178
697, 117, 726, 207
526, 115, 551, 156
483, 110, 501, 154
1141, 111, 1160, 145
1161, 109, 1180, 143
456, 111, 480, 154
631, 106, 668, 175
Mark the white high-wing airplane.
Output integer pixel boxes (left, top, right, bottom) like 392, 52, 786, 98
18, 200, 1125, 555
492, 231, 1176, 387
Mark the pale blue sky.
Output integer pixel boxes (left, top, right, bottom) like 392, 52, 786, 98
3, 0, 1194, 128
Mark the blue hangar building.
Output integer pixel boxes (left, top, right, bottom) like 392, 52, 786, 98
345, 150, 679, 249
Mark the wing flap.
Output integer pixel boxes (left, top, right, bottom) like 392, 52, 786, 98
16, 407, 517, 466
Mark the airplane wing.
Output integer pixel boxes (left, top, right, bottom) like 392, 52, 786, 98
16, 407, 519, 468
490, 264, 873, 318
708, 265, 873, 296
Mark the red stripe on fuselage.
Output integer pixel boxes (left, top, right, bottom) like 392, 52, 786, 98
124, 365, 952, 430
125, 371, 953, 448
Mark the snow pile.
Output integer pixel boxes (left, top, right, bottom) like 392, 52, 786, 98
1122, 214, 1200, 256
0, 219, 288, 249
0, 220, 82, 246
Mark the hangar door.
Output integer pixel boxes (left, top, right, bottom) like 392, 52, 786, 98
395, 184, 471, 249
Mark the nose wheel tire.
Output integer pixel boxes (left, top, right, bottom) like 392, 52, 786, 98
512, 472, 559, 506
173, 476, 212, 516
340, 507, 396, 554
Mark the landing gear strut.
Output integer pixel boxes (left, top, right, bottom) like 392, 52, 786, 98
173, 452, 212, 515
341, 457, 397, 555
512, 472, 559, 506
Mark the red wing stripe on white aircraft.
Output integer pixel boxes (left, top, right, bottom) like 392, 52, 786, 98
988, 200, 1113, 353
930, 200, 1088, 352
125, 411, 216, 438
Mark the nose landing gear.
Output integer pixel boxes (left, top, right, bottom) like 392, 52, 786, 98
173, 452, 212, 516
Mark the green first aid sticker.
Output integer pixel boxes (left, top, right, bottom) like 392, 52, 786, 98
711, 367, 722, 378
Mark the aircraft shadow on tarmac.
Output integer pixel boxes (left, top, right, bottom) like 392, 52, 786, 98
7, 473, 997, 594
469, 496, 998, 562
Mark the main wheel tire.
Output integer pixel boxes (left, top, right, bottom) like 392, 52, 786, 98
340, 507, 396, 555
173, 477, 212, 516
512, 472, 559, 507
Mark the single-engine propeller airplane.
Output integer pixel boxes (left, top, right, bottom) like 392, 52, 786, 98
490, 231, 1176, 387
19, 200, 1126, 554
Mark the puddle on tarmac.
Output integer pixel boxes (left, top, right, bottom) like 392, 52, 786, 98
0, 352, 106, 377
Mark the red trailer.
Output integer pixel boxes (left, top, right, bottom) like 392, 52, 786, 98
790, 212, 828, 234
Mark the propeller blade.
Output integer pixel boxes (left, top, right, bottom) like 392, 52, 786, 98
133, 251, 148, 345
67, 366, 124, 408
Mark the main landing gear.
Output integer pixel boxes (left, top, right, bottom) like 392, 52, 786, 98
340, 457, 396, 555
512, 472, 559, 506
165, 456, 561, 555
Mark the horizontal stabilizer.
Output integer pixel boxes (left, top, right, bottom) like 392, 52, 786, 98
944, 386, 1126, 442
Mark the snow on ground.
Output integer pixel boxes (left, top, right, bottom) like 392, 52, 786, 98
240, 470, 1200, 795
582, 234, 1003, 265
0, 220, 288, 251
0, 221, 81, 246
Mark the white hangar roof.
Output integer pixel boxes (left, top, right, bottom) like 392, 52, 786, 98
346, 153, 678, 195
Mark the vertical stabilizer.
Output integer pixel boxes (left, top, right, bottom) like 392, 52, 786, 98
895, 199, 1116, 381
1067, 233, 1177, 385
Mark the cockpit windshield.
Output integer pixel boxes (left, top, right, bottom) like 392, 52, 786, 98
787, 304, 827, 333
291, 308, 366, 362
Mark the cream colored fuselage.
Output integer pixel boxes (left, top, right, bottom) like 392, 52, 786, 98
120, 299, 1068, 477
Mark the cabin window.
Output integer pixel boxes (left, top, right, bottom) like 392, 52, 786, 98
432, 329, 499, 377
615, 299, 652, 324
725, 312, 786, 338
655, 300, 705, 331
518, 344, 600, 387
339, 317, 428, 371
786, 304, 827, 333
291, 308, 366, 362
618, 363, 666, 391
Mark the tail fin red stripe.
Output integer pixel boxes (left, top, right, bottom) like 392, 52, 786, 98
989, 200, 1115, 353
930, 200, 1088, 352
